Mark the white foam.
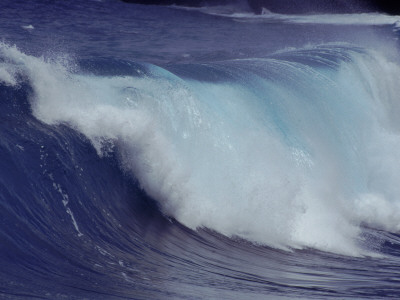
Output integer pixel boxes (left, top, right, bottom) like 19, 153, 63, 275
0, 63, 18, 86
21, 25, 34, 30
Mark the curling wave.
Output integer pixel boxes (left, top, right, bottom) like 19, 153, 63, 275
2, 42, 400, 257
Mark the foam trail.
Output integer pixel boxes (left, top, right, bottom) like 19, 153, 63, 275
2, 42, 400, 256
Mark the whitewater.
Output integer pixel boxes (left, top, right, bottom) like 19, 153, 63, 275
2, 0, 400, 299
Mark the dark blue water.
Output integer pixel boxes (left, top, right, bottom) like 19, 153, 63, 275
2, 0, 400, 299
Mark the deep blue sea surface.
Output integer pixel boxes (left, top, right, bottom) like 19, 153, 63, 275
2, 0, 400, 299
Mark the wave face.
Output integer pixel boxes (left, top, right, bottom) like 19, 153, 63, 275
2, 2, 400, 297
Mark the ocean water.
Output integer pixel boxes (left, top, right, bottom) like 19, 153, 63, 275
2, 0, 400, 299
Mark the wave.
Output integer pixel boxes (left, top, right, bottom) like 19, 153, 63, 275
190, 8, 400, 26
2, 42, 400, 257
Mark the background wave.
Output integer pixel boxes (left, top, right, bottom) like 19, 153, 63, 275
188, 8, 400, 26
